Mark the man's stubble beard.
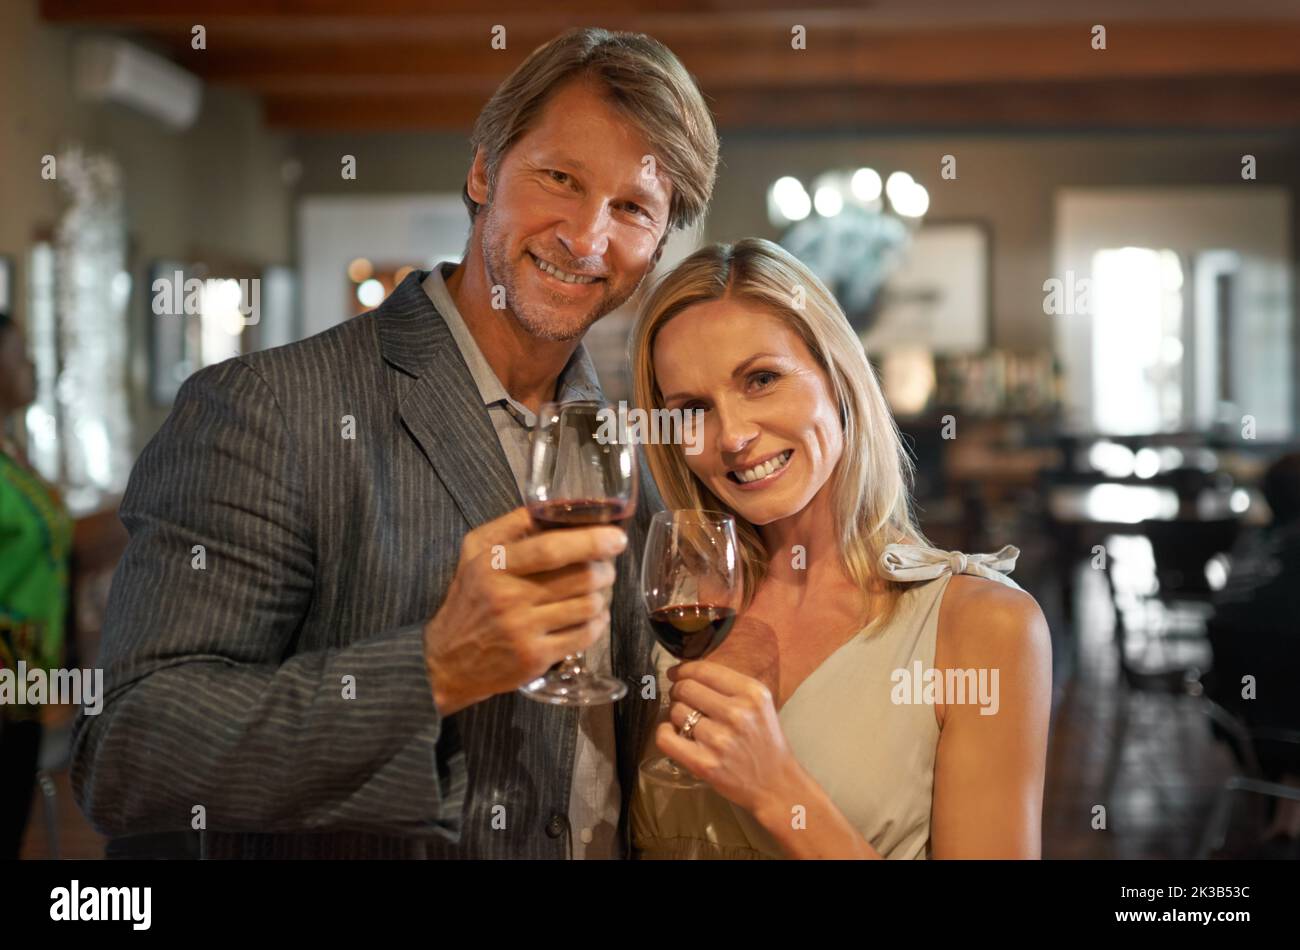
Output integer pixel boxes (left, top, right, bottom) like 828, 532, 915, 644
478, 204, 649, 343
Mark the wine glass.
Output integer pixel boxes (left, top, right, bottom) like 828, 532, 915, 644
519, 400, 637, 706
640, 509, 742, 788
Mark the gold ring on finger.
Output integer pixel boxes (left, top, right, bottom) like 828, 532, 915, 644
680, 708, 703, 741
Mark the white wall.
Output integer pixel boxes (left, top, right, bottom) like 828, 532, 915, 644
0, 0, 293, 457
297, 194, 469, 338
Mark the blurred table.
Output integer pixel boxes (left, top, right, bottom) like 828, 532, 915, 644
1047, 484, 1268, 528
1043, 481, 1264, 644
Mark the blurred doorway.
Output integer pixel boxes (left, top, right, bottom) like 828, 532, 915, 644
1054, 187, 1293, 439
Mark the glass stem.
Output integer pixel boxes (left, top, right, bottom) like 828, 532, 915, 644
660, 679, 685, 772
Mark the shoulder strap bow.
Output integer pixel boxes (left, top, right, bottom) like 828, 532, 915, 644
879, 543, 1020, 585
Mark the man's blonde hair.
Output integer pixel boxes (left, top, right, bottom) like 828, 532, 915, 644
631, 239, 927, 624
464, 28, 719, 243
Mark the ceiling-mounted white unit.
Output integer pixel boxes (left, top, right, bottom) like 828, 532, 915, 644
74, 37, 203, 130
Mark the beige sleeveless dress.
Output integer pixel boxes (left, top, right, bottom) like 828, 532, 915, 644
630, 543, 1022, 860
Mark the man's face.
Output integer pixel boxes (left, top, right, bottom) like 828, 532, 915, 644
468, 78, 673, 342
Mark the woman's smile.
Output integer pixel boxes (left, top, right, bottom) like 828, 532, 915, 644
726, 448, 795, 490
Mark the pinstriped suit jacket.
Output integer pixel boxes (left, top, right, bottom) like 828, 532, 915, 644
70, 270, 661, 858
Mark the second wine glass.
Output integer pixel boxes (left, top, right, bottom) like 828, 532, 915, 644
640, 509, 742, 789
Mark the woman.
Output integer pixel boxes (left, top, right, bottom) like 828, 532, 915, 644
0, 311, 73, 859
628, 240, 1051, 859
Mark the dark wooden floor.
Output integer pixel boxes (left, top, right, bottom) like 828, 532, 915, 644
19, 562, 1256, 860
1041, 565, 1244, 859
20, 707, 105, 860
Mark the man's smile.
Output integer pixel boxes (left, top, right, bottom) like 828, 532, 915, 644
527, 250, 606, 287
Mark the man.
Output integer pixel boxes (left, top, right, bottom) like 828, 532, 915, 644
71, 27, 719, 859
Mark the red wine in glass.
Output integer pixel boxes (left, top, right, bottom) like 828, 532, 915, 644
640, 509, 742, 788
648, 604, 737, 661
518, 400, 637, 706
529, 502, 633, 679
528, 499, 633, 531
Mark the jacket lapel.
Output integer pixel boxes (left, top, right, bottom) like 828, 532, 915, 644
378, 272, 580, 853
378, 270, 523, 528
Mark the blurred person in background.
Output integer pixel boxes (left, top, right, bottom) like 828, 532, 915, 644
0, 311, 73, 859
1208, 452, 1300, 858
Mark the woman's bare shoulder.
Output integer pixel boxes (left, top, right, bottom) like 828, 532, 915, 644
937, 574, 1049, 668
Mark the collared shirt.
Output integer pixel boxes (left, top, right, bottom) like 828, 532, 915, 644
422, 262, 622, 859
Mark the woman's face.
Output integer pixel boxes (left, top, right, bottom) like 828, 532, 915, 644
652, 297, 844, 527
0, 326, 36, 412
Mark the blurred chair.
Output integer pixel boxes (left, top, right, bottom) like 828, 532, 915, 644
1099, 518, 1239, 801
1186, 666, 1300, 859
68, 504, 129, 671
1190, 614, 1300, 858
24, 504, 129, 859
1109, 518, 1238, 684
1143, 517, 1239, 607
34, 717, 72, 858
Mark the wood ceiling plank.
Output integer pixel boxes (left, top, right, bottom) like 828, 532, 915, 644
137, 22, 1300, 89
263, 75, 1300, 130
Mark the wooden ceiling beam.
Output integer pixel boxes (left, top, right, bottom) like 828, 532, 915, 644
264, 75, 1300, 131
40, 0, 1300, 85
149, 21, 1300, 94
708, 77, 1300, 130
41, 2, 1300, 131
37, 0, 1300, 23
38, 2, 890, 40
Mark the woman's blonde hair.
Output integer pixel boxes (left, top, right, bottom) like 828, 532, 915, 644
631, 238, 927, 627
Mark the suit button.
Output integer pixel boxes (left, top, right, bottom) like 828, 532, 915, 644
545, 814, 567, 839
